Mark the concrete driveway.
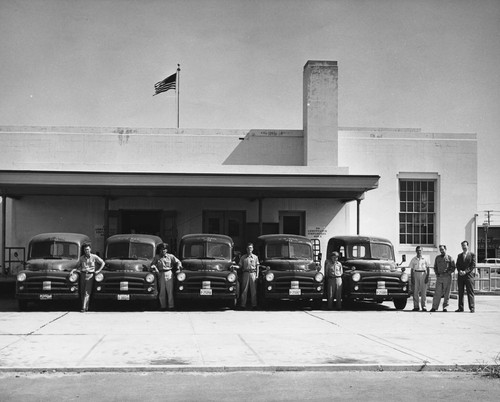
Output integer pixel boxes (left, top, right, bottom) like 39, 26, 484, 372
0, 295, 499, 371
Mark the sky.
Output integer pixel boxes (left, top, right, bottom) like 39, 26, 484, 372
1, 0, 499, 213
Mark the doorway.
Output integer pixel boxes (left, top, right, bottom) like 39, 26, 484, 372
203, 211, 246, 252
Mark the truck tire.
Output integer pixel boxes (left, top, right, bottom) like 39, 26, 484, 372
393, 298, 407, 310
18, 300, 28, 311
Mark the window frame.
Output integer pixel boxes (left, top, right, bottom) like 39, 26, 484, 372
398, 174, 439, 247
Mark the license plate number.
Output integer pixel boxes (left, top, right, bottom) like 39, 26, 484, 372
289, 289, 301, 296
200, 289, 212, 296
117, 294, 130, 301
40, 294, 52, 300
376, 289, 388, 295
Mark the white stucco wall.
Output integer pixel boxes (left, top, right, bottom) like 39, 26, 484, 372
339, 128, 477, 262
0, 125, 477, 269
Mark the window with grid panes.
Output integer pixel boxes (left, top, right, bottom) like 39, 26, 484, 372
399, 180, 436, 245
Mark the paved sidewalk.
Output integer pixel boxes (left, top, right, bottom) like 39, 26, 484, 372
0, 296, 499, 372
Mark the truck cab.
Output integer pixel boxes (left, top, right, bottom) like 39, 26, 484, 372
15, 233, 90, 310
257, 234, 324, 308
92, 234, 162, 307
175, 234, 239, 308
326, 235, 409, 310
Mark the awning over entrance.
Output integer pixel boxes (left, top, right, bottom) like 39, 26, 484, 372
0, 170, 379, 200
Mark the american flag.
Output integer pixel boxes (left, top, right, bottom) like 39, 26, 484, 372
154, 72, 176, 96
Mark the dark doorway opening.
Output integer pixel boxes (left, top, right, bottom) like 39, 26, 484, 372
121, 210, 162, 236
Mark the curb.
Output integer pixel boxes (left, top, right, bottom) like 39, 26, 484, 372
0, 364, 486, 373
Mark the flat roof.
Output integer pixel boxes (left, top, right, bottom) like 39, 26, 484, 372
0, 170, 379, 200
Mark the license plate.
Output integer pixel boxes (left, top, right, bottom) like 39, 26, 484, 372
289, 289, 301, 296
200, 289, 212, 296
117, 294, 130, 301
40, 294, 52, 300
43, 281, 51, 291
376, 289, 388, 295
120, 282, 129, 291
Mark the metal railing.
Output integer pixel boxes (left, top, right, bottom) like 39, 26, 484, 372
428, 265, 500, 292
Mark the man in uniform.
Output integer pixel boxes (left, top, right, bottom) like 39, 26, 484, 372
238, 243, 259, 310
75, 243, 105, 312
325, 251, 343, 310
150, 243, 182, 310
430, 245, 455, 312
409, 246, 430, 311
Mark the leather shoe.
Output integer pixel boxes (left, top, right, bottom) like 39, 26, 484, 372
455, 308, 463, 312
430, 308, 436, 312
412, 308, 420, 311
421, 307, 427, 312
443, 308, 447, 312
470, 309, 475, 313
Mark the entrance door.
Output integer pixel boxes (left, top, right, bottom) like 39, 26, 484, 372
203, 211, 246, 252
121, 210, 162, 236
279, 211, 305, 235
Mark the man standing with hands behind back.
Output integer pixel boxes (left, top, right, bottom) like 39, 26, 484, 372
456, 240, 476, 313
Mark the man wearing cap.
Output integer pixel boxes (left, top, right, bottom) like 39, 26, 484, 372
150, 243, 182, 311
325, 251, 343, 310
409, 246, 430, 311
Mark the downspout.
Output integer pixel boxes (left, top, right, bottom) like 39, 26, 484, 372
104, 196, 109, 252
357, 199, 361, 235
1, 196, 5, 275
258, 198, 263, 236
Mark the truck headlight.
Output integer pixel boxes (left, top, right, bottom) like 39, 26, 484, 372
95, 272, 104, 282
177, 272, 186, 282
146, 273, 155, 283
400, 272, 409, 283
314, 272, 324, 282
352, 272, 361, 282
17, 273, 26, 282
265, 272, 274, 282
227, 272, 236, 283
68, 272, 79, 283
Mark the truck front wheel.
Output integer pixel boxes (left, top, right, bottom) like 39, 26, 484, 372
18, 300, 28, 311
393, 298, 407, 310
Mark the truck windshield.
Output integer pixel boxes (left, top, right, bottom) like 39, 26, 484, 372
106, 242, 154, 260
266, 241, 312, 260
30, 241, 79, 260
183, 241, 231, 260
336, 241, 394, 261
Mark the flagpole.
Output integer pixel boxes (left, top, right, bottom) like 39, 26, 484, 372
176, 64, 180, 129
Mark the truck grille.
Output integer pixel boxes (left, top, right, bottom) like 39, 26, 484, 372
273, 275, 319, 292
182, 275, 228, 291
358, 276, 402, 292
21, 274, 73, 293
100, 277, 148, 292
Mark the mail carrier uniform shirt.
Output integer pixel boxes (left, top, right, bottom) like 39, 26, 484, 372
78, 253, 104, 273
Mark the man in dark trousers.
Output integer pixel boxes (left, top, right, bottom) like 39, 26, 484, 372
455, 240, 476, 313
